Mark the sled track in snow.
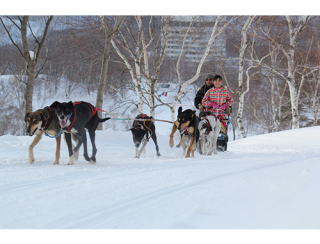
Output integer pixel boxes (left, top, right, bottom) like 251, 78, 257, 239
43, 155, 302, 228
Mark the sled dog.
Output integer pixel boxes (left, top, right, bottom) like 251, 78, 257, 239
130, 114, 161, 158
198, 115, 221, 155
51, 101, 110, 165
169, 106, 199, 158
25, 106, 63, 165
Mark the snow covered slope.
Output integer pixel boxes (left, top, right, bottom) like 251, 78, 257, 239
0, 125, 320, 229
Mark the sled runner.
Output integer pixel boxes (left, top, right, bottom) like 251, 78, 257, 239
216, 118, 230, 152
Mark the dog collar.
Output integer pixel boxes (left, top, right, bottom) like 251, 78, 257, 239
65, 110, 76, 132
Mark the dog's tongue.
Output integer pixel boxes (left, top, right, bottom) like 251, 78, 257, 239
60, 121, 67, 127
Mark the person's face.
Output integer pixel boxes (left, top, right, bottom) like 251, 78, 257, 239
213, 78, 223, 88
206, 78, 214, 86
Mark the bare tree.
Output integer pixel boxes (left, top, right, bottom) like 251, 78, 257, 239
236, 16, 255, 138
142, 16, 170, 117
165, 16, 238, 121
259, 15, 311, 129
96, 16, 125, 130
306, 70, 320, 125
0, 15, 53, 113
111, 16, 145, 113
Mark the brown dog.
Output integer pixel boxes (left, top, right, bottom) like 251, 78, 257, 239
25, 106, 68, 165
169, 107, 200, 158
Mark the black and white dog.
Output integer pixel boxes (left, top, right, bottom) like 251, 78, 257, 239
130, 114, 161, 158
198, 115, 221, 155
51, 101, 110, 165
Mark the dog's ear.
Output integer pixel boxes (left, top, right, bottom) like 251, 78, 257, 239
178, 106, 182, 114
39, 112, 48, 122
68, 101, 74, 109
190, 110, 196, 119
50, 101, 60, 109
129, 128, 135, 132
24, 112, 31, 122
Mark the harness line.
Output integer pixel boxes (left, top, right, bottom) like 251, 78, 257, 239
102, 110, 174, 124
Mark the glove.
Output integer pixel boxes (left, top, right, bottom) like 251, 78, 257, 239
210, 102, 219, 109
219, 103, 228, 110
225, 107, 231, 116
198, 103, 205, 112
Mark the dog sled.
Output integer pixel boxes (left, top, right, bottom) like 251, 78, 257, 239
216, 118, 229, 152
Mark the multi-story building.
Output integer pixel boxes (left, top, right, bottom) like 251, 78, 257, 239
162, 15, 227, 62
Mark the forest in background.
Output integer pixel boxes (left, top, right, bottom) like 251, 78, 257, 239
0, 15, 320, 138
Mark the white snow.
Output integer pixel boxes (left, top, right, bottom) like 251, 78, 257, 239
29, 51, 35, 60
1, 124, 320, 231
1, 75, 320, 242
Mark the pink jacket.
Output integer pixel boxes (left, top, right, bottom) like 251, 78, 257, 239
202, 86, 234, 121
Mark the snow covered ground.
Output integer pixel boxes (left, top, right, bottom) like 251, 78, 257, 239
1, 76, 320, 242
1, 124, 320, 231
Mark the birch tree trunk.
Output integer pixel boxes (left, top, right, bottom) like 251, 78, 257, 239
142, 16, 170, 118
285, 15, 309, 129
311, 71, 320, 126
270, 74, 278, 132
236, 16, 255, 138
96, 16, 124, 130
269, 49, 284, 132
111, 17, 144, 113
24, 61, 37, 113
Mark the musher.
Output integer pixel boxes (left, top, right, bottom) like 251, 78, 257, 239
194, 74, 215, 113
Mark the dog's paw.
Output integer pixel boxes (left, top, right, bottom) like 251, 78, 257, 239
90, 156, 96, 164
169, 138, 174, 148
83, 154, 91, 162
29, 155, 35, 164
67, 159, 74, 165
53, 161, 60, 165
74, 151, 79, 161
157, 152, 161, 157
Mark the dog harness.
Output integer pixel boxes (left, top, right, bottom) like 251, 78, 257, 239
203, 115, 227, 136
133, 114, 152, 126
73, 101, 102, 118
181, 127, 190, 135
64, 101, 103, 132
41, 107, 62, 138
133, 114, 153, 140
204, 116, 212, 135
41, 107, 53, 131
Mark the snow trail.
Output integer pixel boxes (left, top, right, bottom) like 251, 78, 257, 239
0, 126, 320, 228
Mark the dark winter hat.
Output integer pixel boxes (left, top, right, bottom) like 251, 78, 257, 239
206, 74, 215, 80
